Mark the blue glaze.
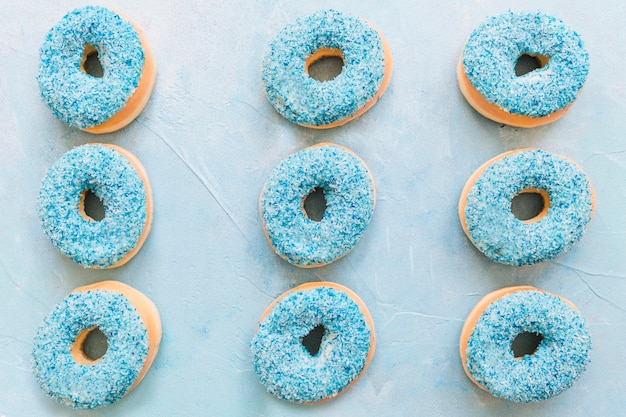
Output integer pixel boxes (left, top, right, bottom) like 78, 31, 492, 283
262, 9, 386, 126
38, 144, 149, 268
261, 144, 375, 267
462, 11, 589, 118
38, 6, 145, 129
465, 289, 591, 402
463, 149, 594, 266
32, 289, 149, 409
251, 285, 373, 403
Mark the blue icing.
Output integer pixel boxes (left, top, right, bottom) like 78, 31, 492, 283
462, 11, 589, 118
463, 149, 594, 266
38, 6, 144, 129
32, 289, 149, 409
262, 9, 386, 126
261, 144, 375, 267
251, 286, 372, 403
465, 290, 591, 402
38, 144, 148, 268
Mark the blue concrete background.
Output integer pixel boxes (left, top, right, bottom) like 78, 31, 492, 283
1, 1, 624, 415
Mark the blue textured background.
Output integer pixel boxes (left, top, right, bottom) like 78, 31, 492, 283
1, 1, 625, 415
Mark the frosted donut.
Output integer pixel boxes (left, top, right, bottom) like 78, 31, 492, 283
458, 11, 589, 127
38, 143, 153, 268
260, 143, 375, 267
251, 282, 375, 403
32, 281, 162, 409
460, 286, 591, 402
261, 9, 393, 128
38, 6, 156, 133
459, 149, 595, 265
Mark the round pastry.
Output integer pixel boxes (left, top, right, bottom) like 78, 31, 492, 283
260, 143, 375, 267
459, 148, 595, 265
458, 11, 589, 127
32, 281, 162, 409
261, 9, 393, 128
38, 6, 157, 133
38, 143, 153, 268
460, 286, 591, 402
251, 282, 375, 403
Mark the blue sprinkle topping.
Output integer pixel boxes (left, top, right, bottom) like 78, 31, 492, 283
463, 149, 594, 265
262, 9, 386, 126
38, 144, 148, 268
38, 6, 144, 129
261, 144, 375, 267
32, 289, 149, 409
251, 286, 372, 403
462, 11, 589, 118
465, 290, 591, 402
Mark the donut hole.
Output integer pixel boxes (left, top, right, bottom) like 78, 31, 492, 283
512, 331, 544, 358
302, 324, 326, 356
515, 53, 549, 76
81, 44, 104, 78
305, 48, 344, 82
79, 189, 106, 222
511, 189, 550, 223
72, 326, 108, 365
303, 187, 327, 222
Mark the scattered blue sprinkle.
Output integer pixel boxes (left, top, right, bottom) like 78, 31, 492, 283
38, 144, 148, 268
261, 144, 375, 267
465, 290, 591, 402
462, 11, 589, 118
251, 286, 372, 403
463, 149, 594, 265
32, 289, 149, 409
262, 9, 386, 126
38, 6, 144, 128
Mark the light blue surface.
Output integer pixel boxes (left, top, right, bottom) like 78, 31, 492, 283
1, 1, 626, 416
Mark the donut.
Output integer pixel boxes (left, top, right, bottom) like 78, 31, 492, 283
260, 143, 375, 267
457, 11, 589, 127
32, 281, 162, 409
459, 286, 591, 402
261, 9, 393, 128
251, 282, 375, 403
38, 143, 153, 268
38, 6, 156, 133
459, 148, 595, 265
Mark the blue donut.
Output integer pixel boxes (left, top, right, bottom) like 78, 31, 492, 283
38, 144, 153, 268
38, 6, 156, 132
460, 287, 591, 402
458, 11, 589, 127
459, 149, 595, 266
261, 9, 392, 128
251, 282, 375, 403
260, 143, 375, 267
32, 281, 162, 409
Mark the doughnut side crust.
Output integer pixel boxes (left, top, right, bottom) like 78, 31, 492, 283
260, 143, 375, 267
38, 6, 145, 129
251, 282, 374, 403
262, 9, 388, 127
459, 149, 594, 265
461, 11, 589, 119
38, 144, 151, 268
462, 289, 591, 402
32, 285, 153, 409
